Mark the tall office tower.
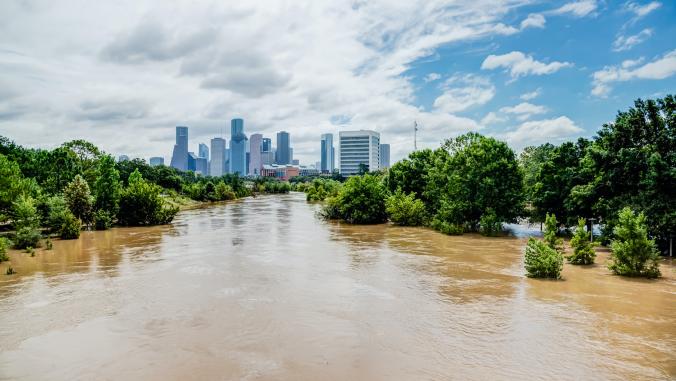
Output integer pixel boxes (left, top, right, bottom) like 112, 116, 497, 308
249, 133, 263, 176
276, 131, 290, 164
195, 157, 208, 175
210, 138, 226, 177
229, 118, 248, 175
198, 143, 209, 159
170, 126, 189, 171
262, 138, 272, 152
379, 143, 390, 169
339, 130, 380, 176
289, 147, 294, 163
149, 157, 164, 166
320, 133, 334, 172
118, 155, 130, 162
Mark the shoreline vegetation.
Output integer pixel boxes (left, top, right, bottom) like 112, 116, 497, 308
1, 96, 673, 281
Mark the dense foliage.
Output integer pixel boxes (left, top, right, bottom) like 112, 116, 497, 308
117, 170, 179, 226
608, 207, 661, 278
568, 218, 595, 265
385, 190, 427, 226
524, 237, 564, 279
63, 174, 94, 225
0, 237, 10, 262
303, 179, 341, 201
321, 174, 388, 224
543, 213, 563, 254
12, 195, 42, 249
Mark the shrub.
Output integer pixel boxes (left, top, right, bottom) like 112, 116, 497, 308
45, 238, 53, 250
543, 213, 563, 253
567, 218, 595, 265
45, 195, 70, 233
0, 237, 10, 262
63, 174, 94, 224
430, 219, 464, 235
317, 196, 341, 220
14, 227, 42, 249
385, 190, 427, 226
524, 237, 563, 279
321, 174, 388, 224
214, 182, 236, 201
59, 212, 81, 240
608, 207, 660, 278
479, 208, 501, 236
6, 267, 16, 275
94, 209, 113, 230
305, 179, 341, 202
118, 170, 179, 226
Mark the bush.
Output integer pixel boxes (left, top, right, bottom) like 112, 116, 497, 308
317, 196, 341, 220
524, 237, 563, 279
567, 218, 596, 265
321, 174, 388, 224
608, 207, 660, 278
305, 179, 341, 202
0, 237, 10, 262
94, 209, 113, 230
385, 190, 427, 226
264, 181, 291, 194
63, 174, 94, 224
45, 195, 70, 233
214, 181, 236, 201
14, 227, 42, 249
59, 212, 81, 240
543, 213, 563, 253
430, 219, 464, 235
117, 170, 179, 226
479, 208, 501, 236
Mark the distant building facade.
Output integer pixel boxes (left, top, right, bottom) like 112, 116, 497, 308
198, 143, 209, 160
339, 130, 380, 176
320, 133, 335, 173
379, 143, 390, 169
276, 131, 290, 165
170, 126, 189, 171
118, 155, 130, 162
249, 133, 263, 176
229, 118, 247, 175
149, 157, 164, 166
262, 138, 272, 152
210, 137, 226, 177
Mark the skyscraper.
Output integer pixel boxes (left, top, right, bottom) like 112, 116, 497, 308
320, 133, 334, 173
276, 131, 290, 165
118, 155, 129, 162
170, 126, 189, 171
339, 130, 380, 176
210, 137, 226, 177
379, 143, 390, 169
262, 138, 272, 152
198, 143, 209, 160
149, 157, 164, 166
229, 118, 248, 175
249, 133, 263, 176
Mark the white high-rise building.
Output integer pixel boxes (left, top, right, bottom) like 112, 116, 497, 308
249, 133, 263, 176
339, 130, 380, 176
209, 138, 226, 177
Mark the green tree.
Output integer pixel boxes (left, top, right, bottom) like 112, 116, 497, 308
0, 154, 38, 222
384, 148, 445, 210
543, 213, 563, 254
479, 208, 501, 237
430, 133, 523, 231
608, 207, 661, 278
62, 140, 102, 186
214, 182, 236, 200
524, 237, 563, 279
93, 154, 121, 215
567, 218, 596, 265
385, 190, 427, 226
322, 174, 388, 224
117, 169, 178, 226
0, 237, 10, 262
63, 174, 93, 224
12, 195, 42, 249
59, 212, 81, 240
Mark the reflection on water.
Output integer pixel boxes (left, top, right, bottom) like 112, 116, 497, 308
0, 193, 674, 380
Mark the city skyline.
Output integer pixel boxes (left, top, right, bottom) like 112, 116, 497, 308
2, 2, 674, 165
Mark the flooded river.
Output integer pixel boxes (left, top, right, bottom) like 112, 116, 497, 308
1, 193, 674, 380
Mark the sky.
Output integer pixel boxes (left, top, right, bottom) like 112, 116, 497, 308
1, 0, 674, 165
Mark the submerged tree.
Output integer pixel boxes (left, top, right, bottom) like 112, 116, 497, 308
567, 218, 596, 265
385, 190, 427, 226
63, 174, 93, 225
543, 213, 563, 254
608, 207, 661, 278
524, 237, 564, 279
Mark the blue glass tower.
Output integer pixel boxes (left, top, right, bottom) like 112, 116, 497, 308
229, 118, 247, 175
170, 126, 189, 171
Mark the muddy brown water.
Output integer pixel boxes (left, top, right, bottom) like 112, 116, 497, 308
0, 193, 674, 380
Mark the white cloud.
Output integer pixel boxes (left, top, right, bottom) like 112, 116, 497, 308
480, 112, 505, 126
550, 1, 598, 17
424, 73, 441, 83
520, 14, 546, 29
481, 51, 573, 79
520, 88, 541, 100
500, 102, 548, 121
0, 0, 532, 163
613, 28, 652, 52
433, 74, 495, 113
592, 49, 676, 96
621, 57, 644, 68
504, 116, 583, 149
624, 1, 661, 19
